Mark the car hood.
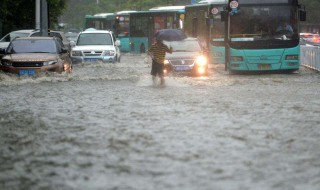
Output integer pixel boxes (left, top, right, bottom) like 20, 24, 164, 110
72, 45, 115, 51
166, 51, 201, 60
3, 53, 59, 61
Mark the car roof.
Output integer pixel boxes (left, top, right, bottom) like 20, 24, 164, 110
80, 30, 112, 34
14, 37, 55, 40
10, 29, 37, 33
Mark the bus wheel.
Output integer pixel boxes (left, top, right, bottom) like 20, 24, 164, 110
140, 44, 145, 53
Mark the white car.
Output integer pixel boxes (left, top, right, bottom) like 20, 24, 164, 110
70, 30, 121, 64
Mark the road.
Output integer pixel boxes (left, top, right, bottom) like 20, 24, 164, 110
0, 54, 320, 190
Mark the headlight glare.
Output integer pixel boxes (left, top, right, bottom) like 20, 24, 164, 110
164, 59, 170, 65
196, 55, 207, 66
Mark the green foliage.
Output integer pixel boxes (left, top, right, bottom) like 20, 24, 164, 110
0, 0, 67, 37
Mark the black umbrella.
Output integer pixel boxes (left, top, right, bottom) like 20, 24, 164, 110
155, 29, 187, 41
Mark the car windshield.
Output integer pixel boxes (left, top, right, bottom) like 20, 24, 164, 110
0, 32, 30, 42
165, 40, 201, 52
8, 39, 57, 53
77, 33, 113, 45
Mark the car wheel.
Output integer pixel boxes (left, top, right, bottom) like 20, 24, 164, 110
117, 55, 121, 63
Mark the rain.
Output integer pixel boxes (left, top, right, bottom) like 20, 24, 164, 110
1, 54, 320, 190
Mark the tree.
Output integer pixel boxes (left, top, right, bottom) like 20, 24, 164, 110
0, 0, 67, 38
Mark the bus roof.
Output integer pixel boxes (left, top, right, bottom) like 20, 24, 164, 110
196, 0, 293, 5
116, 10, 137, 15
149, 6, 185, 11
197, 0, 228, 4
85, 13, 115, 20
234, 0, 294, 4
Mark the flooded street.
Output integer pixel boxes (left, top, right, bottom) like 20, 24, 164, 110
0, 54, 320, 190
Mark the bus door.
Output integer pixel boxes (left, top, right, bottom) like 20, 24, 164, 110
192, 17, 198, 37
147, 16, 154, 48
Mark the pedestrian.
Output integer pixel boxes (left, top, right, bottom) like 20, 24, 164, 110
148, 39, 172, 86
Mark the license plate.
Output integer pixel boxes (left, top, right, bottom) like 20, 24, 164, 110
175, 66, 190, 71
258, 64, 271, 70
19, 69, 36, 76
85, 58, 98, 62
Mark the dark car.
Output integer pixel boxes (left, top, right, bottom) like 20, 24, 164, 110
0, 37, 72, 76
163, 38, 208, 76
0, 29, 71, 51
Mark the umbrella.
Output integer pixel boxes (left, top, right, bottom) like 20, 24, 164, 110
155, 29, 187, 41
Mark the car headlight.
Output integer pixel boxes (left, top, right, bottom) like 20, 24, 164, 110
0, 59, 12, 66
103, 50, 115, 56
164, 59, 170, 65
196, 55, 207, 66
43, 60, 58, 66
72, 51, 82, 56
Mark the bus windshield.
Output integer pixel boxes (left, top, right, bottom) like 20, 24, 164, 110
115, 15, 130, 37
230, 5, 299, 49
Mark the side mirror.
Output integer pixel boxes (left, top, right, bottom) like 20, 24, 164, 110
300, 10, 306, 21
0, 48, 6, 55
115, 40, 121, 47
70, 41, 76, 47
61, 47, 68, 53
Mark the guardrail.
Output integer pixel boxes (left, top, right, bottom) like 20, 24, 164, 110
300, 45, 320, 71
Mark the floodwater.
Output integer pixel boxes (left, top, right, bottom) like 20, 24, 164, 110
0, 54, 320, 190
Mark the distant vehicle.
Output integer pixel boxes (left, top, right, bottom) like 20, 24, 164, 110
70, 29, 121, 64
185, 2, 227, 65
0, 29, 71, 51
300, 33, 320, 45
0, 37, 72, 76
85, 11, 137, 52
65, 32, 79, 42
163, 38, 208, 76
129, 6, 185, 53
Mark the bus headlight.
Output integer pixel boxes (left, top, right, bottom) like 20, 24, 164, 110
164, 59, 170, 65
286, 55, 298, 60
230, 56, 244, 62
196, 55, 207, 66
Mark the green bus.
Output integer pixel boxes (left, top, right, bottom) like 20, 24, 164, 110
225, 0, 306, 72
85, 13, 115, 30
85, 11, 137, 52
129, 6, 185, 54
184, 0, 228, 65
185, 0, 306, 72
